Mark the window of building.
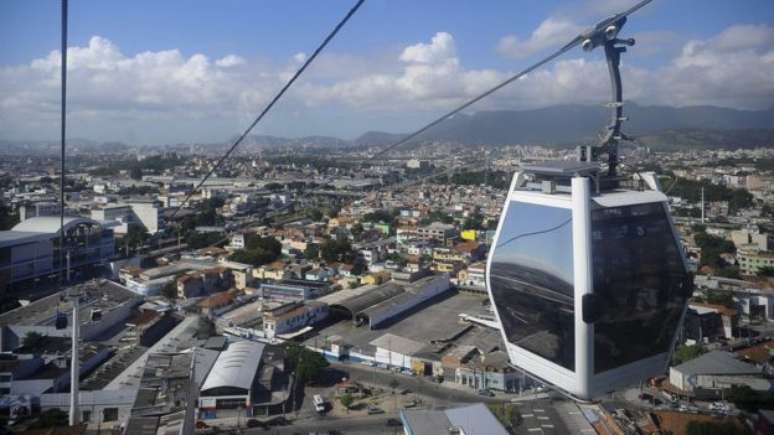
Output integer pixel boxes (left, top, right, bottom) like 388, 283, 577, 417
591, 202, 689, 374
82, 410, 91, 422
103, 407, 118, 422
489, 201, 575, 371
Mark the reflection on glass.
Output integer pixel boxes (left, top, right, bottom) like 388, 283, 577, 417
490, 201, 575, 371
592, 202, 688, 374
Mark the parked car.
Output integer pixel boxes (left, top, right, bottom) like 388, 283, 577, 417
478, 389, 495, 397
386, 418, 403, 427
367, 406, 385, 415
246, 419, 267, 429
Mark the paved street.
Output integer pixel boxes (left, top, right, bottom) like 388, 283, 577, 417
330, 361, 506, 405
243, 414, 402, 435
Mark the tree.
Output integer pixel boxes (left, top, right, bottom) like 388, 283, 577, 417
351, 259, 367, 276
686, 421, 749, 435
351, 223, 364, 238
757, 266, 774, 278
306, 208, 323, 222
285, 344, 329, 385
339, 393, 354, 412
124, 225, 150, 254
726, 384, 774, 413
0, 201, 19, 230
672, 344, 706, 365
185, 231, 224, 249
321, 238, 354, 263
706, 290, 736, 308
129, 166, 143, 180
304, 244, 320, 261
160, 278, 178, 300
22, 331, 46, 350
29, 409, 68, 429
230, 235, 282, 267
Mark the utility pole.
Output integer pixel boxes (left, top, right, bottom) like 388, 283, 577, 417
69, 288, 80, 426
700, 186, 705, 223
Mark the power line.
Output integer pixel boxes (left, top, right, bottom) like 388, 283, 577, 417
368, 36, 582, 161
59, 0, 68, 285
495, 218, 571, 250
169, 0, 366, 220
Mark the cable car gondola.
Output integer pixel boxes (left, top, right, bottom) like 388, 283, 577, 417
485, 0, 693, 400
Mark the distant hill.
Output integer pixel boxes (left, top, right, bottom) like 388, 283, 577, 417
3, 103, 773, 154
356, 103, 774, 148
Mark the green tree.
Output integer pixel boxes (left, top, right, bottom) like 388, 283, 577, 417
160, 278, 178, 300
757, 266, 774, 278
686, 421, 749, 435
285, 344, 329, 385
185, 231, 224, 250
22, 331, 46, 349
695, 232, 736, 269
29, 409, 68, 429
351, 259, 367, 276
706, 290, 736, 308
321, 238, 354, 263
726, 384, 774, 413
306, 208, 324, 221
129, 166, 143, 180
0, 201, 19, 230
339, 393, 354, 412
304, 244, 320, 261
351, 223, 364, 238
124, 224, 150, 254
672, 344, 706, 365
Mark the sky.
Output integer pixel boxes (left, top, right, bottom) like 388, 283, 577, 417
1, 0, 773, 145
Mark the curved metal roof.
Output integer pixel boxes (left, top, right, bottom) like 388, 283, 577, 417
329, 282, 404, 317
200, 340, 265, 393
12, 216, 102, 234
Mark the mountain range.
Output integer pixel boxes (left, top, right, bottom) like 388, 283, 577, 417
3, 103, 773, 154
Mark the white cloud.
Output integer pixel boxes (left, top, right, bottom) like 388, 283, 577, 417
215, 54, 246, 68
497, 18, 585, 59
293, 52, 307, 64
399, 32, 456, 64
1, 25, 773, 144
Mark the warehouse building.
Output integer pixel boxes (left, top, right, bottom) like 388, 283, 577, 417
0, 216, 114, 289
669, 351, 772, 398
330, 274, 450, 329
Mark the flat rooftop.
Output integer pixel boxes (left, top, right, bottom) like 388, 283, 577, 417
0, 280, 141, 327
305, 290, 497, 355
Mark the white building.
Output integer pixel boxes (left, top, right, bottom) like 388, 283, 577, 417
199, 341, 265, 410
669, 351, 772, 395
262, 301, 328, 339
91, 201, 160, 235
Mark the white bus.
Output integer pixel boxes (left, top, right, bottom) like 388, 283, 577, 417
313, 394, 326, 413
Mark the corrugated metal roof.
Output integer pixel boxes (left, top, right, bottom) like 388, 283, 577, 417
330, 282, 405, 316
12, 216, 101, 234
200, 340, 265, 393
402, 403, 509, 435
672, 350, 760, 376
446, 403, 509, 435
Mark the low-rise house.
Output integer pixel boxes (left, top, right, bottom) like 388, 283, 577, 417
253, 261, 289, 281
262, 301, 328, 339
669, 351, 773, 399
457, 262, 486, 291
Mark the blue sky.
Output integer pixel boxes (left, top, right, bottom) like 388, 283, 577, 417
1, 0, 773, 144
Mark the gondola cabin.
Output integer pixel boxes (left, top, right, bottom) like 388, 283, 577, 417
486, 162, 692, 400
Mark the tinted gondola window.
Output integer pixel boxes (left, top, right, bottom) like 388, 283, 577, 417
592, 202, 688, 374
490, 201, 575, 371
